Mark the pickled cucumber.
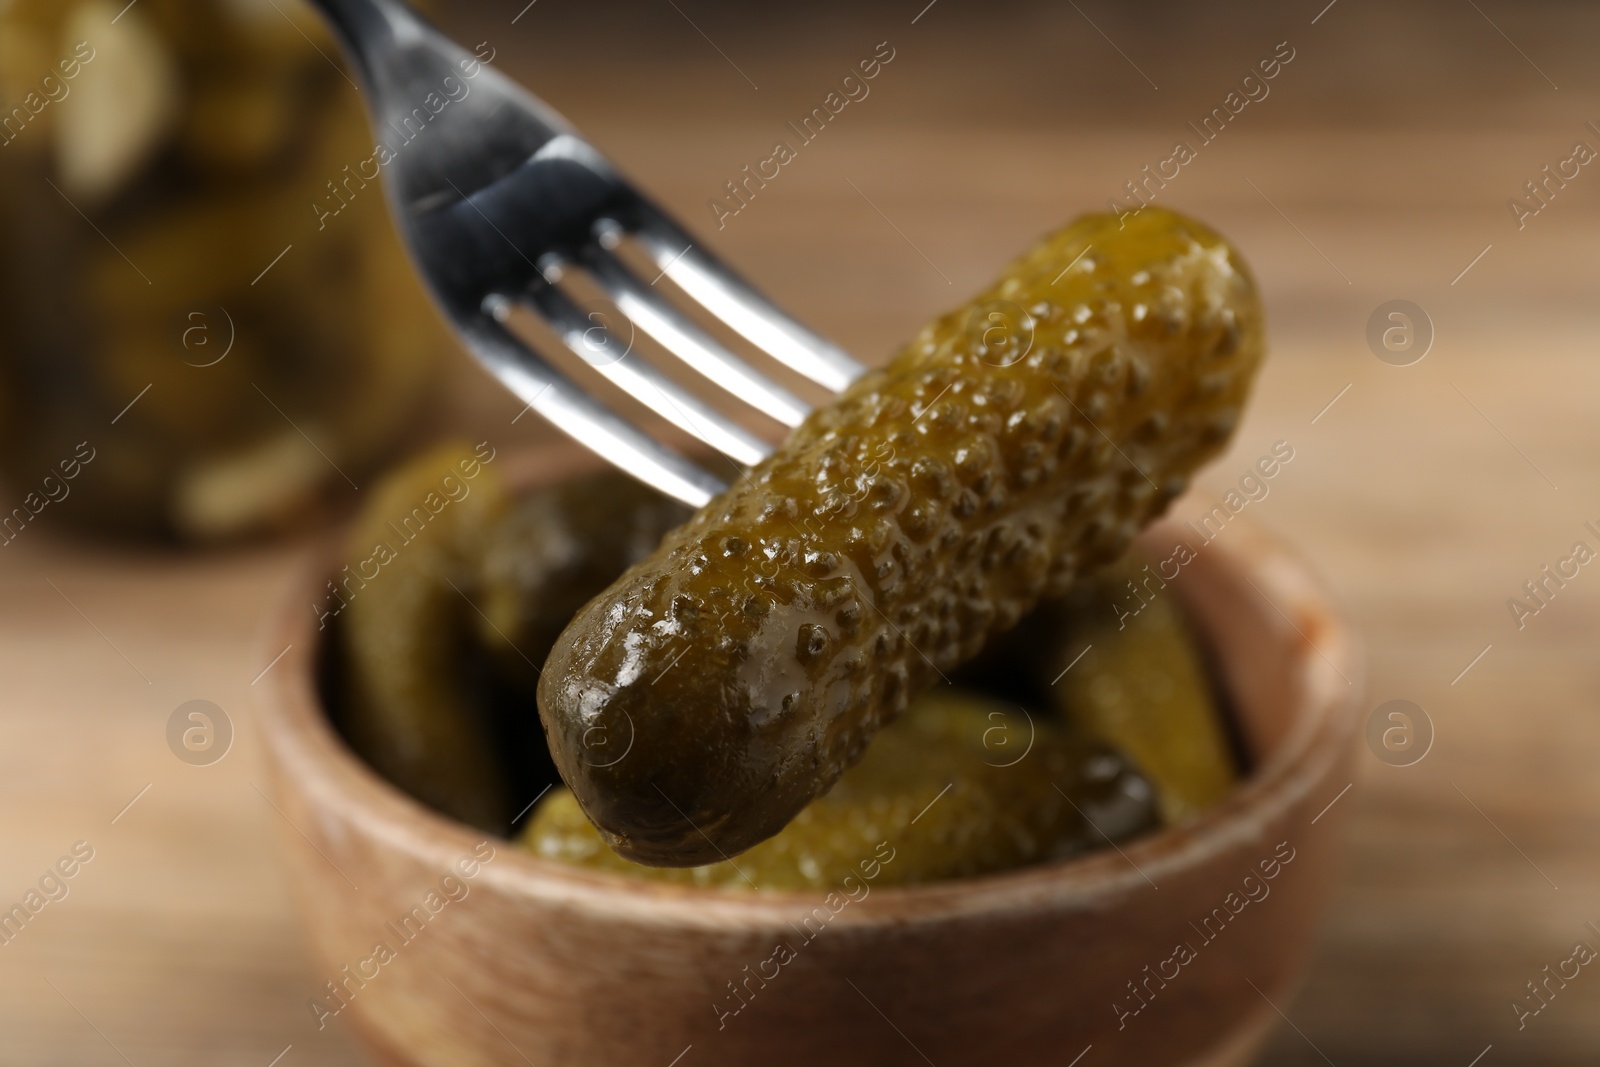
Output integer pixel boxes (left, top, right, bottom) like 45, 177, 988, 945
522, 688, 1157, 890
338, 442, 510, 829
964, 551, 1238, 824
338, 454, 689, 828
475, 471, 691, 687
539, 207, 1264, 866
1048, 556, 1236, 824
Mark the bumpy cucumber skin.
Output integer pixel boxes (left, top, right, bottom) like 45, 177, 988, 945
539, 206, 1264, 866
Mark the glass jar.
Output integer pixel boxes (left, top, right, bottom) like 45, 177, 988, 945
0, 0, 444, 540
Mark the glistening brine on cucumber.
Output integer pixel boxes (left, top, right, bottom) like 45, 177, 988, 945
538, 206, 1266, 867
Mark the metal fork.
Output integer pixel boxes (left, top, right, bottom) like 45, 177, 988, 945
307, 0, 863, 505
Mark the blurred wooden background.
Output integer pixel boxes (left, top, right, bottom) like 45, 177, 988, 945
4, 0, 1600, 1063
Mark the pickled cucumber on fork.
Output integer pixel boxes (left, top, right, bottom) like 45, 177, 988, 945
539, 207, 1265, 866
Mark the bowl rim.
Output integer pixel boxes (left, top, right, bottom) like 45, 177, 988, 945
256, 449, 1363, 933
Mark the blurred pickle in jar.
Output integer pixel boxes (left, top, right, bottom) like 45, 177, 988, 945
0, 0, 446, 541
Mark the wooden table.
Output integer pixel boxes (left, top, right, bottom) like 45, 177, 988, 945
4, 1, 1600, 1063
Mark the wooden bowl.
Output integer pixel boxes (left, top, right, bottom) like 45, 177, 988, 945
255, 444, 1363, 1067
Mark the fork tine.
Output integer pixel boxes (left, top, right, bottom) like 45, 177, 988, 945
464, 314, 728, 507
578, 242, 810, 429
629, 204, 866, 394
523, 277, 776, 468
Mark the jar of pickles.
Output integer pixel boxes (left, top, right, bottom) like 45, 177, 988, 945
0, 0, 444, 540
